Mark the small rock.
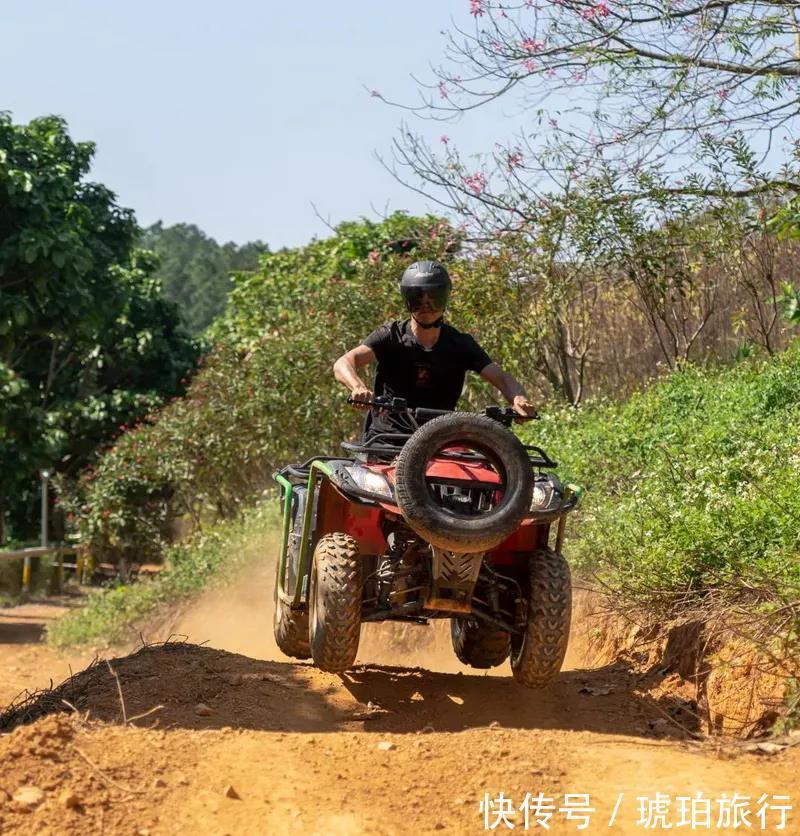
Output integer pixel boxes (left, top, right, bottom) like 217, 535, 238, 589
194, 703, 214, 717
12, 785, 45, 811
59, 790, 81, 809
579, 684, 613, 696
421, 725, 435, 734
755, 741, 786, 755
152, 778, 167, 789
227, 674, 243, 686
376, 741, 396, 751
137, 829, 151, 836
434, 824, 445, 830
224, 784, 241, 800
488, 720, 501, 730
176, 775, 190, 786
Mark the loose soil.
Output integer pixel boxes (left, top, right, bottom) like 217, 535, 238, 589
0, 563, 797, 834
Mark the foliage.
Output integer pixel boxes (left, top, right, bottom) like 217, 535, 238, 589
526, 340, 800, 608
64, 206, 800, 567
0, 114, 198, 542
141, 222, 269, 335
383, 0, 800, 234
63, 213, 471, 563
47, 500, 279, 647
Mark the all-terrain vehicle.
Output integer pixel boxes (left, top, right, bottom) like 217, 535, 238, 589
272, 397, 580, 688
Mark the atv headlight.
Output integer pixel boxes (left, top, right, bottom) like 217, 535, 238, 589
530, 482, 550, 510
345, 465, 393, 498
530, 476, 563, 511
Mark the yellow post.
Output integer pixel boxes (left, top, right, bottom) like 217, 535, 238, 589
21, 554, 32, 596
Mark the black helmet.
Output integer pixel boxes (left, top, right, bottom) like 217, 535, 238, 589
399, 260, 452, 312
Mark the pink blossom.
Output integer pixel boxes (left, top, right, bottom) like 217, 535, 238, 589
370, 89, 381, 98
524, 58, 536, 73
548, 118, 559, 128
470, 0, 486, 16
440, 134, 451, 144
490, 40, 503, 53
547, 67, 557, 78
438, 80, 449, 99
717, 88, 729, 101
521, 37, 545, 53
368, 250, 381, 265
581, 1, 610, 18
462, 171, 488, 195
506, 151, 524, 171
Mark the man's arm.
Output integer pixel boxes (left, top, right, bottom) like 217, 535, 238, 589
479, 362, 537, 416
333, 345, 376, 410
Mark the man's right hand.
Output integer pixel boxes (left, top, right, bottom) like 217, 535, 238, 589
349, 387, 374, 410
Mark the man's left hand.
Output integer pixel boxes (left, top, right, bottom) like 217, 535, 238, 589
512, 395, 538, 418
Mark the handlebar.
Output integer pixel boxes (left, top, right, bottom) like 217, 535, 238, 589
346, 395, 539, 425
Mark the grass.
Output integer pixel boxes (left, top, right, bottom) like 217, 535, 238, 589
49, 339, 800, 651
47, 500, 280, 648
523, 339, 800, 611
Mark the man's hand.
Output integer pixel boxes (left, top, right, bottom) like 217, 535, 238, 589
349, 386, 374, 410
512, 395, 538, 418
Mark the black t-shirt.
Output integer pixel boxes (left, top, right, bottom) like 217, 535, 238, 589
361, 319, 492, 436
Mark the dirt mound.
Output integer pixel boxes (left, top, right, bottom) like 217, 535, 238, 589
572, 591, 797, 736
1, 639, 671, 739
0, 644, 798, 835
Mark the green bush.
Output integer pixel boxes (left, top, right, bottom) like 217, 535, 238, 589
63, 212, 545, 565
47, 500, 278, 647
526, 340, 800, 608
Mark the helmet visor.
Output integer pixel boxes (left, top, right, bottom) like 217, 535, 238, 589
404, 286, 450, 312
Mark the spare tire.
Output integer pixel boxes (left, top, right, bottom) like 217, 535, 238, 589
394, 413, 533, 552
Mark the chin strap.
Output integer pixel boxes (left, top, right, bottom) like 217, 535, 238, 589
412, 314, 444, 330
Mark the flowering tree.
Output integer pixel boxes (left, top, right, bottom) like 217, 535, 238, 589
380, 0, 800, 232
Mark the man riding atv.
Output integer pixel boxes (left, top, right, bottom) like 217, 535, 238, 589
333, 260, 538, 433
272, 259, 578, 687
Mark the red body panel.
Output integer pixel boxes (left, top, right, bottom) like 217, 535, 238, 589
319, 453, 548, 560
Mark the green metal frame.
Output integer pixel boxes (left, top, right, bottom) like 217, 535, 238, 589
274, 460, 334, 608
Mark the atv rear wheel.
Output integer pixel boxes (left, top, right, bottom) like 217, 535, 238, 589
451, 618, 509, 668
273, 544, 310, 659
309, 533, 362, 672
510, 548, 571, 688
273, 592, 311, 660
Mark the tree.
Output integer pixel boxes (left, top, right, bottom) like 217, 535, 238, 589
380, 0, 800, 233
141, 222, 269, 334
0, 114, 197, 542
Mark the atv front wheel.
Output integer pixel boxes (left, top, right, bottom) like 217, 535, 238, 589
451, 618, 509, 669
510, 548, 571, 688
309, 533, 363, 672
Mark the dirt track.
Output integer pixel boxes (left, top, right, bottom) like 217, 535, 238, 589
0, 562, 798, 834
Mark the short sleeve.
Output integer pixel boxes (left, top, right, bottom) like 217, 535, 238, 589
362, 323, 392, 363
462, 334, 493, 373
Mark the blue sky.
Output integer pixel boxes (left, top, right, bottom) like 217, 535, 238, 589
2, 0, 506, 248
